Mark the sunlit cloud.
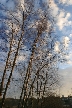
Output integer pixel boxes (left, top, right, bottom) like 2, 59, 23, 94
54, 41, 60, 52
67, 60, 72, 65
63, 36, 70, 48
59, 67, 72, 96
60, 0, 72, 5
48, 0, 59, 16
46, 0, 71, 31
57, 12, 71, 30
20, 0, 25, 11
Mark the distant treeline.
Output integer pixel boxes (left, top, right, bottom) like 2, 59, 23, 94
0, 95, 68, 108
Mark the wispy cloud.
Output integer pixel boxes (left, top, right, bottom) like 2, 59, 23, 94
46, 0, 71, 31
60, 0, 72, 5
54, 41, 60, 52
57, 12, 71, 30
59, 67, 72, 96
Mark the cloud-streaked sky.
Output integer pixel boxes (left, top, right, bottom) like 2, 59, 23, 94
59, 67, 72, 96
49, 0, 72, 96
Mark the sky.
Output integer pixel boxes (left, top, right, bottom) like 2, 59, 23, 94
50, 0, 72, 96
0, 0, 72, 97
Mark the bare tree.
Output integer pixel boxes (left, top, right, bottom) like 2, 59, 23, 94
17, 1, 61, 108
0, 0, 68, 108
0, 1, 25, 107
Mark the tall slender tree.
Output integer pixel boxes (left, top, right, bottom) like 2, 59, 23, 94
0, 0, 68, 108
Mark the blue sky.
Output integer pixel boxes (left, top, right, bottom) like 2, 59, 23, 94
51, 0, 72, 96
0, 0, 72, 97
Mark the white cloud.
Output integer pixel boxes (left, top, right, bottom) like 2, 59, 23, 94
48, 0, 59, 16
66, 21, 72, 26
59, 67, 72, 96
46, 0, 71, 31
60, 0, 72, 5
63, 36, 70, 47
67, 60, 72, 65
54, 41, 60, 52
62, 51, 72, 65
69, 34, 72, 37
57, 12, 71, 30
20, 0, 25, 11
66, 52, 72, 65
